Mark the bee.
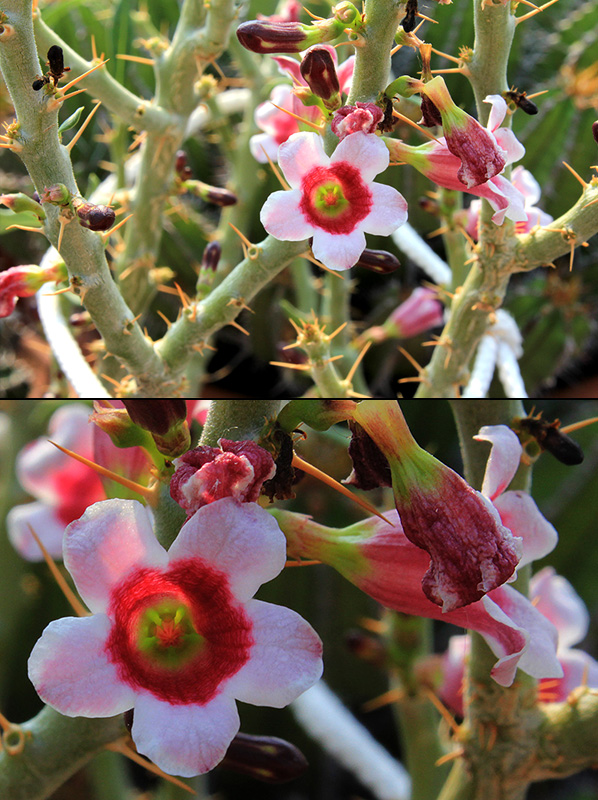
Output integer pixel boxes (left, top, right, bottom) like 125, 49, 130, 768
504, 88, 538, 116
515, 412, 584, 465
32, 45, 71, 91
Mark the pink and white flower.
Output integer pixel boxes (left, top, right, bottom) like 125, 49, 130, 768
463, 166, 554, 240
28, 497, 323, 777
261, 131, 408, 271
385, 94, 527, 225
250, 48, 354, 163
7, 405, 105, 560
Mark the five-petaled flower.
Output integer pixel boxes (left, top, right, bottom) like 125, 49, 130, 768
260, 131, 408, 271
28, 497, 323, 777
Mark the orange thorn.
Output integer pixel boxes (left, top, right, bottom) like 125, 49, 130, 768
362, 688, 403, 713
66, 100, 102, 152
43, 285, 73, 297
424, 688, 461, 734
91, 35, 98, 62
345, 340, 371, 386
560, 416, 598, 434
6, 224, 44, 233
269, 101, 323, 132
398, 345, 425, 374
430, 46, 462, 64
229, 319, 250, 336
562, 161, 587, 189
269, 360, 311, 371
391, 110, 440, 141
102, 212, 133, 240
300, 251, 345, 279
173, 282, 190, 309
49, 441, 158, 505
516, 0, 559, 22
259, 143, 291, 191
328, 321, 348, 340
116, 53, 155, 65
57, 216, 68, 252
106, 739, 194, 794
291, 452, 392, 525
157, 309, 172, 328
284, 559, 322, 566
302, 5, 325, 20
228, 222, 253, 249
60, 58, 110, 93
436, 749, 464, 766
55, 87, 88, 104
26, 524, 89, 617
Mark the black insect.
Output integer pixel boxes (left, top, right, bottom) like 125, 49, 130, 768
400, 0, 418, 33
377, 96, 396, 133
32, 45, 71, 91
517, 414, 584, 466
504, 88, 538, 115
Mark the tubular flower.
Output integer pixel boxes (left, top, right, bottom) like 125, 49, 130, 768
363, 287, 444, 342
439, 567, 597, 714
170, 439, 276, 516
0, 261, 67, 318
463, 166, 553, 240
271, 506, 562, 688
260, 131, 408, 271
28, 498, 323, 777
346, 404, 531, 611
250, 48, 354, 163
384, 94, 527, 225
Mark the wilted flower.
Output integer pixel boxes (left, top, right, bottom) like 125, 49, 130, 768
28, 498, 323, 777
170, 439, 276, 516
331, 102, 384, 141
0, 261, 67, 318
260, 131, 408, 271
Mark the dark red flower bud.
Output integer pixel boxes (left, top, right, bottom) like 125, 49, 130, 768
400, 0, 418, 32
593, 120, 598, 144
122, 399, 190, 457
203, 185, 237, 207
175, 149, 187, 174
355, 248, 401, 274
300, 47, 340, 109
221, 733, 309, 783
201, 241, 221, 272
75, 201, 116, 231
236, 18, 344, 54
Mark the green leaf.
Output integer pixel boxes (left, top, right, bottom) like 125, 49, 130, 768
58, 106, 84, 134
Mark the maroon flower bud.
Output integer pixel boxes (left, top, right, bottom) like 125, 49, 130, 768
174, 149, 187, 174
183, 180, 237, 206
593, 120, 598, 145
355, 248, 401, 274
122, 399, 190, 457
236, 18, 344, 54
345, 629, 387, 667
170, 439, 276, 515
201, 241, 221, 272
400, 0, 418, 32
74, 201, 116, 231
300, 46, 340, 109
220, 733, 308, 783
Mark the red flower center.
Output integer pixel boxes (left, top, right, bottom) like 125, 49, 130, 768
299, 161, 372, 234
105, 558, 254, 705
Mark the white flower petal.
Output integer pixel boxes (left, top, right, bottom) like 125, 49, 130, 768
362, 183, 408, 235
493, 491, 558, 566
132, 692, 240, 777
312, 227, 366, 271
260, 189, 313, 241
28, 615, 136, 716
484, 94, 508, 132
63, 499, 167, 614
332, 132, 389, 183
531, 567, 589, 648
6, 501, 65, 561
278, 132, 328, 189
474, 424, 522, 501
168, 498, 287, 601
224, 599, 323, 707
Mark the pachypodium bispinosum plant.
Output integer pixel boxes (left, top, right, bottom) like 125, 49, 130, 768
0, 0, 597, 397
2, 397, 598, 800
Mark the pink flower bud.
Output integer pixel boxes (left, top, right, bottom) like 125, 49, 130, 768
237, 18, 343, 54
0, 262, 67, 317
170, 439, 276, 515
40, 183, 71, 205
122, 400, 190, 458
384, 287, 443, 338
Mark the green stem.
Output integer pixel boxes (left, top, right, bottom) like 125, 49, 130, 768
199, 400, 284, 446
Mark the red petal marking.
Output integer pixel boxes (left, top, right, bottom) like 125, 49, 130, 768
299, 162, 372, 234
106, 559, 254, 705
55, 467, 105, 526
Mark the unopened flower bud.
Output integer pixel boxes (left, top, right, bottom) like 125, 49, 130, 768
40, 183, 71, 205
122, 400, 190, 458
74, 200, 116, 231
385, 75, 422, 99
355, 248, 401, 274
221, 733, 309, 783
418, 196, 440, 215
183, 179, 237, 206
300, 47, 341, 109
236, 18, 344, 54
196, 241, 220, 298
593, 120, 598, 144
0, 192, 46, 219
332, 1, 362, 27
345, 629, 388, 667
175, 149, 187, 174
0, 261, 67, 317
400, 0, 418, 32
201, 241, 221, 272
90, 402, 156, 450
382, 287, 444, 338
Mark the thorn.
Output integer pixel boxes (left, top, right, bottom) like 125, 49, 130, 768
430, 47, 462, 64
43, 285, 73, 297
416, 11, 437, 23
526, 88, 549, 100
116, 53, 155, 65
54, 87, 88, 104
173, 282, 190, 309
48, 441, 158, 504
59, 58, 110, 94
102, 373, 124, 389
191, 341, 217, 354
516, 0, 560, 23
106, 739, 194, 794
57, 215, 68, 252
560, 416, 598, 434
156, 309, 172, 327
322, 354, 345, 365
229, 319, 250, 336
424, 688, 461, 734
291, 452, 393, 525
268, 102, 323, 133
391, 110, 440, 141
66, 100, 102, 152
284, 559, 322, 566
436, 749, 464, 766
269, 360, 312, 371
228, 222, 254, 250
362, 688, 403, 713
6, 224, 44, 233
345, 340, 371, 386
303, 5, 325, 20
299, 251, 345, 279
102, 212, 133, 240
398, 345, 425, 374
26, 523, 89, 616
562, 161, 587, 189
259, 143, 291, 190
91, 35, 98, 62
328, 321, 348, 340
427, 224, 449, 238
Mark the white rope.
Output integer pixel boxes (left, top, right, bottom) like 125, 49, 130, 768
292, 681, 411, 800
391, 222, 452, 286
